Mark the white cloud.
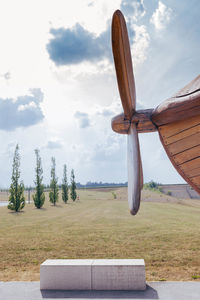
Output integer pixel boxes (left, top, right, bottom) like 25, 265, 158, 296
0, 89, 44, 131
46, 140, 63, 149
0, 0, 197, 188
74, 111, 91, 128
150, 1, 172, 30
121, 0, 145, 22
131, 24, 150, 66
1, 72, 11, 80
18, 101, 37, 112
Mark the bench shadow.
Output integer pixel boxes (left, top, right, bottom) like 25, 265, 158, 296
41, 285, 159, 299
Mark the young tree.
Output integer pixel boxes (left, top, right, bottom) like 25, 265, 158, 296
8, 144, 25, 212
33, 149, 45, 208
70, 169, 77, 201
62, 164, 68, 203
49, 157, 59, 205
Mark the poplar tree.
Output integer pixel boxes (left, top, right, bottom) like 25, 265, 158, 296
49, 157, 59, 205
70, 169, 77, 201
33, 149, 45, 208
8, 144, 25, 212
62, 164, 68, 203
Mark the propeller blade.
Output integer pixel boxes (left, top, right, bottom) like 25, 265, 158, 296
112, 10, 136, 120
127, 122, 142, 215
139, 150, 143, 189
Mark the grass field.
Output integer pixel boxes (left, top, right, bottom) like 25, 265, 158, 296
0, 187, 200, 282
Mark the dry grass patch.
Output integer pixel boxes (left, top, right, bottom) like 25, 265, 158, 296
0, 188, 200, 281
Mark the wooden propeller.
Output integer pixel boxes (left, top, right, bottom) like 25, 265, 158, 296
111, 10, 200, 215
112, 10, 143, 215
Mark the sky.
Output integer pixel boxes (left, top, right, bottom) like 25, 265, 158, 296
0, 0, 199, 187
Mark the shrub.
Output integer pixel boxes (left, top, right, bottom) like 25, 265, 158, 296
49, 157, 59, 206
33, 149, 45, 209
112, 192, 117, 199
8, 144, 25, 212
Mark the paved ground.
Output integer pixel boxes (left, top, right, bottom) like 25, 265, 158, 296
0, 282, 200, 300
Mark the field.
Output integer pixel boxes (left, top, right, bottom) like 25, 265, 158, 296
0, 187, 200, 282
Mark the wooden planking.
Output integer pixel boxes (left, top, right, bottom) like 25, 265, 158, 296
152, 74, 200, 126
156, 77, 200, 192
167, 132, 200, 155
173, 145, 200, 165
162, 123, 200, 145
159, 114, 200, 138
191, 175, 200, 186
158, 125, 200, 195
152, 95, 200, 126
179, 157, 200, 173
174, 74, 200, 97
186, 167, 200, 178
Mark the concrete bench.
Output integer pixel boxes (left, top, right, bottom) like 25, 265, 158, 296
40, 259, 145, 290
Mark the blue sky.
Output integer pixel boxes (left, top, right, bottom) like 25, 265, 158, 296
0, 0, 199, 187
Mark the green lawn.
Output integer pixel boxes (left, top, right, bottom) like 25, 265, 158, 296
0, 187, 200, 281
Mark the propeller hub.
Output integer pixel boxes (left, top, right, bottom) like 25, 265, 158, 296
111, 109, 157, 134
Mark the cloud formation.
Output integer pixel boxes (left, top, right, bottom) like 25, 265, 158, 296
47, 0, 146, 66
131, 24, 150, 65
0, 88, 44, 131
121, 0, 145, 21
74, 111, 91, 128
150, 1, 172, 30
47, 24, 111, 66
100, 109, 114, 117
46, 140, 63, 149
2, 72, 11, 80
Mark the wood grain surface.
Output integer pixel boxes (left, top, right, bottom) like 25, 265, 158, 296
173, 145, 200, 165
111, 109, 157, 134
152, 75, 200, 126
112, 10, 136, 120
111, 113, 130, 134
159, 114, 200, 139
127, 123, 142, 215
158, 114, 200, 194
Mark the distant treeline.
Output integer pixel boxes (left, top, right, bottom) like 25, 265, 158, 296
0, 182, 128, 192
76, 181, 128, 188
